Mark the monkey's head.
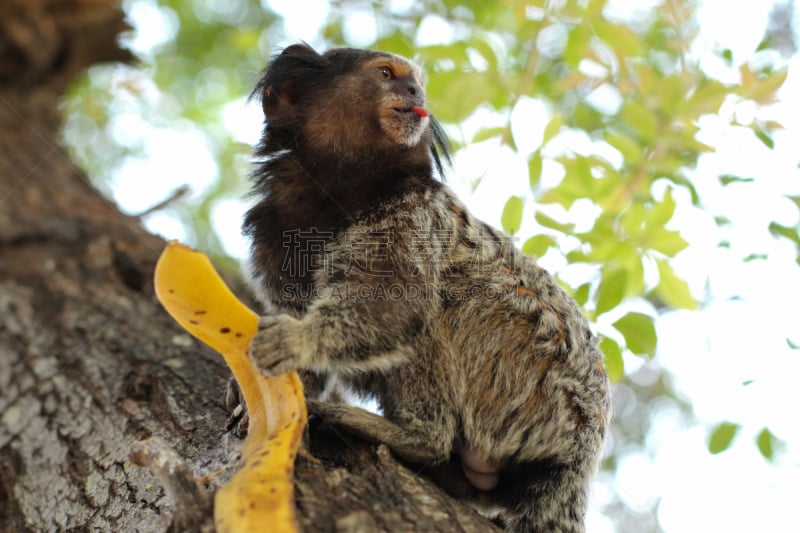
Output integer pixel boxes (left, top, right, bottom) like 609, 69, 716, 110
253, 43, 450, 177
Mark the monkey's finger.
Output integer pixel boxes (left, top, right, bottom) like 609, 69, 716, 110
252, 352, 299, 377
258, 316, 281, 330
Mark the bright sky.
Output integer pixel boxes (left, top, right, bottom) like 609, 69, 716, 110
120, 1, 800, 531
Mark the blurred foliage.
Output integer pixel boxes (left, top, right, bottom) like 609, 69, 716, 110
61, 0, 283, 271
60, 0, 795, 530
708, 421, 741, 454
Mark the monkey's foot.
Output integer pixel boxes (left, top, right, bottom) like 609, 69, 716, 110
223, 376, 249, 439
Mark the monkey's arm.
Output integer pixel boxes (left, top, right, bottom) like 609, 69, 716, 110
248, 294, 421, 376
248, 228, 433, 376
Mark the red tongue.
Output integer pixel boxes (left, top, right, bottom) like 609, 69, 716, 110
411, 106, 429, 118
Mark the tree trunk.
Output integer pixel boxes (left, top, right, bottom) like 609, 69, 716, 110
0, 1, 499, 531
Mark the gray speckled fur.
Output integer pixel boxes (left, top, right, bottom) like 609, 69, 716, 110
245, 44, 611, 532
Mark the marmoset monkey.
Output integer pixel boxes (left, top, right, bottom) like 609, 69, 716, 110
242, 43, 611, 532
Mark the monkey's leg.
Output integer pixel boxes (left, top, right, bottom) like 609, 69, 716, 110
307, 399, 454, 465
501, 460, 590, 533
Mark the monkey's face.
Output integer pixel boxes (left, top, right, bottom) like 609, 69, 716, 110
302, 51, 431, 156
366, 55, 430, 147
258, 45, 448, 169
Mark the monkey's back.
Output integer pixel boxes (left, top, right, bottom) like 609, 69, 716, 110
317, 182, 610, 471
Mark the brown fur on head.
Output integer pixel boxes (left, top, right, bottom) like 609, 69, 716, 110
250, 43, 451, 182
244, 44, 451, 315
304, 51, 429, 150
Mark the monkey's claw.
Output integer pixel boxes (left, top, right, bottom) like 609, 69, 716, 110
224, 377, 249, 438
248, 315, 311, 376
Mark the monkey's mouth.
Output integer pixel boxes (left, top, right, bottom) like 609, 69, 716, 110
394, 106, 429, 118
382, 104, 429, 146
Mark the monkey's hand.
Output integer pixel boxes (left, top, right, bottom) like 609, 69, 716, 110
249, 315, 317, 376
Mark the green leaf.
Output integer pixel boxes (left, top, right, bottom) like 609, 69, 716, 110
529, 151, 543, 188
596, 267, 628, 316
604, 131, 642, 163
427, 71, 498, 122
620, 202, 646, 238
600, 336, 624, 382
594, 19, 644, 57
754, 126, 775, 149
647, 187, 677, 228
787, 338, 800, 350
620, 100, 657, 141
501, 196, 525, 235
624, 255, 646, 296
647, 229, 689, 257
468, 38, 498, 70
543, 114, 565, 144
535, 211, 575, 234
586, 0, 608, 17
613, 312, 657, 356
657, 74, 685, 118
566, 250, 591, 263
664, 174, 701, 206
686, 79, 729, 116
550, 156, 594, 209
708, 422, 740, 454
546, 156, 617, 211
573, 102, 604, 131
756, 36, 774, 52
756, 428, 775, 461
721, 48, 733, 65
655, 259, 697, 310
521, 234, 556, 257
769, 222, 800, 244
565, 24, 591, 67
719, 174, 755, 185
573, 282, 590, 306
746, 67, 788, 104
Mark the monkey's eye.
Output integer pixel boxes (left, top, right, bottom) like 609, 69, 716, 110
378, 66, 394, 80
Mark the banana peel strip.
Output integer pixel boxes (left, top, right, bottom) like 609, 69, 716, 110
154, 241, 306, 533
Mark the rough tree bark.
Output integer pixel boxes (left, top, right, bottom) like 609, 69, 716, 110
0, 1, 500, 531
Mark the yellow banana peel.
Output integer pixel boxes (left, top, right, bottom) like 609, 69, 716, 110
154, 241, 306, 533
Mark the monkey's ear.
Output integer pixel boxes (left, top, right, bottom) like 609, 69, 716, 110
277, 42, 320, 60
261, 80, 297, 115
255, 43, 325, 121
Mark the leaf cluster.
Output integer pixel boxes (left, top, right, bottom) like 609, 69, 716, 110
388, 0, 789, 378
